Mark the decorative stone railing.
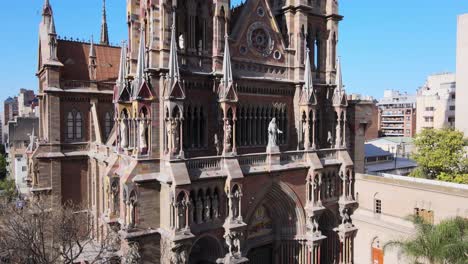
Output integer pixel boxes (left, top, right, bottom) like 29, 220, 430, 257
280, 151, 306, 164
186, 156, 222, 172
237, 154, 268, 167
316, 149, 338, 160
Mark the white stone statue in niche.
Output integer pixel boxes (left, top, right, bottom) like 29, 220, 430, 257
120, 118, 128, 149
267, 118, 282, 152
224, 119, 232, 153
139, 115, 148, 152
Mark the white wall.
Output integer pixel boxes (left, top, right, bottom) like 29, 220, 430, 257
354, 173, 468, 264
456, 14, 468, 137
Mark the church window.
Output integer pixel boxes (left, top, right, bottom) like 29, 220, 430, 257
183, 104, 207, 150
67, 112, 74, 139
236, 104, 287, 147
75, 112, 83, 140
104, 112, 113, 138
66, 110, 83, 141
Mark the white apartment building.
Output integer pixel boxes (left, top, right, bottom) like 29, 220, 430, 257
416, 73, 456, 133
377, 90, 416, 137
456, 14, 468, 137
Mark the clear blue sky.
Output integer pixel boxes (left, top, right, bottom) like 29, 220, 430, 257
1, 0, 468, 111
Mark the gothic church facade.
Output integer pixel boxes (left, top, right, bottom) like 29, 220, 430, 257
32, 0, 358, 263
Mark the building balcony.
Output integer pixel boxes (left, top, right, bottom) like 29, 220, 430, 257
381, 120, 404, 123
381, 126, 404, 129
162, 148, 347, 182
381, 113, 404, 117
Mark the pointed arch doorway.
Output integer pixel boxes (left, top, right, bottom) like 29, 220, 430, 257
245, 182, 307, 264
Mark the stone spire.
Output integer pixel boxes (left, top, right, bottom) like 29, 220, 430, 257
115, 42, 130, 102
42, 0, 52, 16
218, 33, 237, 102
100, 0, 109, 45
132, 28, 146, 98
48, 15, 56, 35
333, 56, 347, 107
89, 36, 97, 81
301, 47, 316, 105
89, 36, 97, 58
167, 14, 180, 92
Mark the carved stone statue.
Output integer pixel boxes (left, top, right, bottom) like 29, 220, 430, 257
225, 232, 242, 257
196, 196, 203, 224
212, 193, 219, 219
178, 33, 185, 50
204, 194, 211, 221
177, 201, 185, 230
139, 117, 148, 152
214, 134, 221, 156
224, 119, 232, 153
327, 131, 333, 147
303, 120, 310, 148
232, 189, 241, 219
267, 118, 283, 151
166, 119, 179, 154
129, 198, 136, 227
120, 119, 129, 148
111, 181, 119, 215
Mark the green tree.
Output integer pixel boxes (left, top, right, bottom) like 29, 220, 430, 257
0, 178, 16, 202
384, 217, 468, 264
411, 128, 468, 183
0, 154, 7, 180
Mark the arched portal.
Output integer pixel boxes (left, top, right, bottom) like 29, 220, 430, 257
188, 235, 223, 264
319, 209, 340, 264
245, 182, 307, 264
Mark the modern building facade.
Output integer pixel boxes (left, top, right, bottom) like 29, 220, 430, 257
354, 173, 468, 264
6, 117, 39, 194
456, 14, 468, 137
377, 90, 416, 138
29, 0, 365, 263
3, 97, 18, 126
416, 73, 456, 133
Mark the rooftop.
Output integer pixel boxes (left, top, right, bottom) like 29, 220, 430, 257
57, 39, 121, 83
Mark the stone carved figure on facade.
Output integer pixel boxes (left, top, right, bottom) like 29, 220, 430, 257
212, 193, 219, 219
224, 232, 242, 257
196, 196, 203, 224
231, 188, 242, 221
214, 134, 221, 155
224, 119, 232, 153
120, 118, 129, 148
327, 131, 333, 148
129, 194, 137, 228
111, 180, 119, 215
302, 119, 309, 149
166, 119, 180, 155
139, 115, 148, 152
204, 194, 212, 221
267, 118, 282, 150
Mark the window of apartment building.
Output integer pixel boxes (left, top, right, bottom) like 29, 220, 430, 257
424, 117, 434, 122
406, 116, 410, 121
406, 123, 410, 128
22, 166, 27, 172
406, 129, 410, 134
449, 106, 455, 111
448, 117, 455, 123
374, 199, 382, 214
425, 107, 435, 111
414, 208, 434, 224
451, 94, 456, 100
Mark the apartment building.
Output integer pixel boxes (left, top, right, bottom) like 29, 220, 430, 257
456, 14, 468, 137
416, 73, 456, 133
377, 90, 416, 137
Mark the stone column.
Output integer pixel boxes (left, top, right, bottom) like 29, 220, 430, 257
335, 109, 342, 149
311, 109, 317, 150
